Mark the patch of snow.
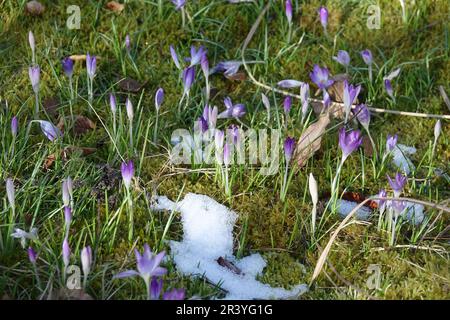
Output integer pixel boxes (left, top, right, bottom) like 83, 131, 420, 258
398, 202, 425, 225
392, 144, 416, 175
152, 193, 308, 300
335, 199, 372, 220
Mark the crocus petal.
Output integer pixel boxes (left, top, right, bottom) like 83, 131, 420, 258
277, 79, 303, 88
113, 270, 140, 279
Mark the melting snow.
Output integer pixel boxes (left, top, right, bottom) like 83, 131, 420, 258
392, 144, 416, 175
152, 193, 308, 300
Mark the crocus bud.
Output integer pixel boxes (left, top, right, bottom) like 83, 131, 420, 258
61, 57, 74, 78
28, 246, 38, 264
62, 237, 70, 268
384, 79, 394, 100
284, 137, 296, 162
434, 120, 441, 143
170, 45, 181, 69
6, 178, 15, 210
201, 55, 209, 77
223, 143, 231, 166
323, 90, 331, 109
300, 83, 310, 119
62, 179, 71, 206
11, 116, 18, 137
261, 93, 270, 112
37, 120, 62, 142
86, 53, 97, 80
125, 34, 131, 52
155, 88, 164, 112
109, 93, 117, 114
283, 96, 292, 115
126, 98, 133, 120
360, 49, 373, 66
285, 0, 293, 24
215, 130, 224, 164
64, 206, 72, 227
29, 31, 35, 55
81, 246, 93, 278
308, 173, 318, 205
386, 134, 398, 152
29, 65, 40, 94
318, 6, 328, 31
377, 189, 387, 214
333, 50, 350, 68
150, 277, 163, 300
121, 160, 134, 189
182, 66, 196, 94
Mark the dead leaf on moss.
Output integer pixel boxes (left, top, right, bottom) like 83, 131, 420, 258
43, 97, 59, 117
43, 154, 56, 171
224, 72, 247, 81
294, 112, 330, 168
118, 77, 146, 92
25, 1, 45, 16
106, 1, 125, 13
57, 115, 96, 136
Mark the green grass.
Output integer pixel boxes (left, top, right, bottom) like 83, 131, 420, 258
0, 0, 449, 300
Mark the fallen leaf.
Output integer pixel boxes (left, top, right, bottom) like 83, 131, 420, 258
361, 135, 373, 157
224, 72, 247, 81
25, 1, 45, 16
63, 146, 97, 158
294, 112, 330, 168
118, 77, 145, 92
106, 1, 125, 13
311, 101, 345, 120
327, 73, 349, 103
217, 257, 242, 275
57, 115, 96, 136
43, 97, 59, 118
43, 154, 56, 170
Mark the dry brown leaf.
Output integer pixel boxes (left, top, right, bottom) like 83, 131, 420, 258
118, 77, 145, 92
294, 113, 330, 168
43, 154, 56, 170
63, 146, 97, 158
57, 115, 96, 136
224, 72, 247, 81
43, 97, 59, 117
106, 1, 125, 13
25, 1, 45, 16
312, 101, 345, 120
327, 73, 349, 103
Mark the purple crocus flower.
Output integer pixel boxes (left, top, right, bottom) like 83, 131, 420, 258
285, 0, 293, 24
86, 53, 96, 80
387, 172, 407, 197
64, 206, 72, 227
150, 277, 163, 300
28, 246, 38, 264
318, 6, 328, 32
121, 160, 134, 190
339, 128, 362, 160
218, 97, 246, 119
197, 116, 208, 133
81, 246, 93, 278
386, 134, 398, 152
182, 66, 196, 95
283, 96, 292, 115
170, 45, 181, 69
171, 0, 186, 10
310, 64, 334, 90
223, 143, 231, 166
29, 65, 40, 94
210, 61, 242, 77
29, 31, 35, 56
384, 79, 394, 101
163, 288, 185, 300
203, 105, 218, 129
62, 178, 72, 206
353, 104, 370, 128
284, 137, 296, 162
61, 57, 74, 78
228, 124, 241, 146
11, 116, 18, 137
277, 79, 303, 88
113, 244, 167, 293
155, 88, 164, 111
390, 199, 407, 216
333, 50, 350, 68
36, 120, 62, 142
360, 49, 373, 66
110, 93, 117, 114
62, 237, 70, 268
343, 80, 361, 121
190, 45, 206, 67
201, 54, 209, 77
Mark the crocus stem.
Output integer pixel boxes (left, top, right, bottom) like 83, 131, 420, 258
158, 0, 163, 17
69, 77, 74, 101
205, 78, 210, 103
33, 265, 43, 292
287, 23, 292, 43
390, 214, 398, 246
153, 110, 159, 144
224, 165, 230, 196
368, 65, 373, 83
126, 187, 134, 241
281, 163, 289, 201
34, 92, 39, 119
331, 156, 345, 197
181, 8, 186, 29
129, 121, 133, 153
311, 203, 317, 237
